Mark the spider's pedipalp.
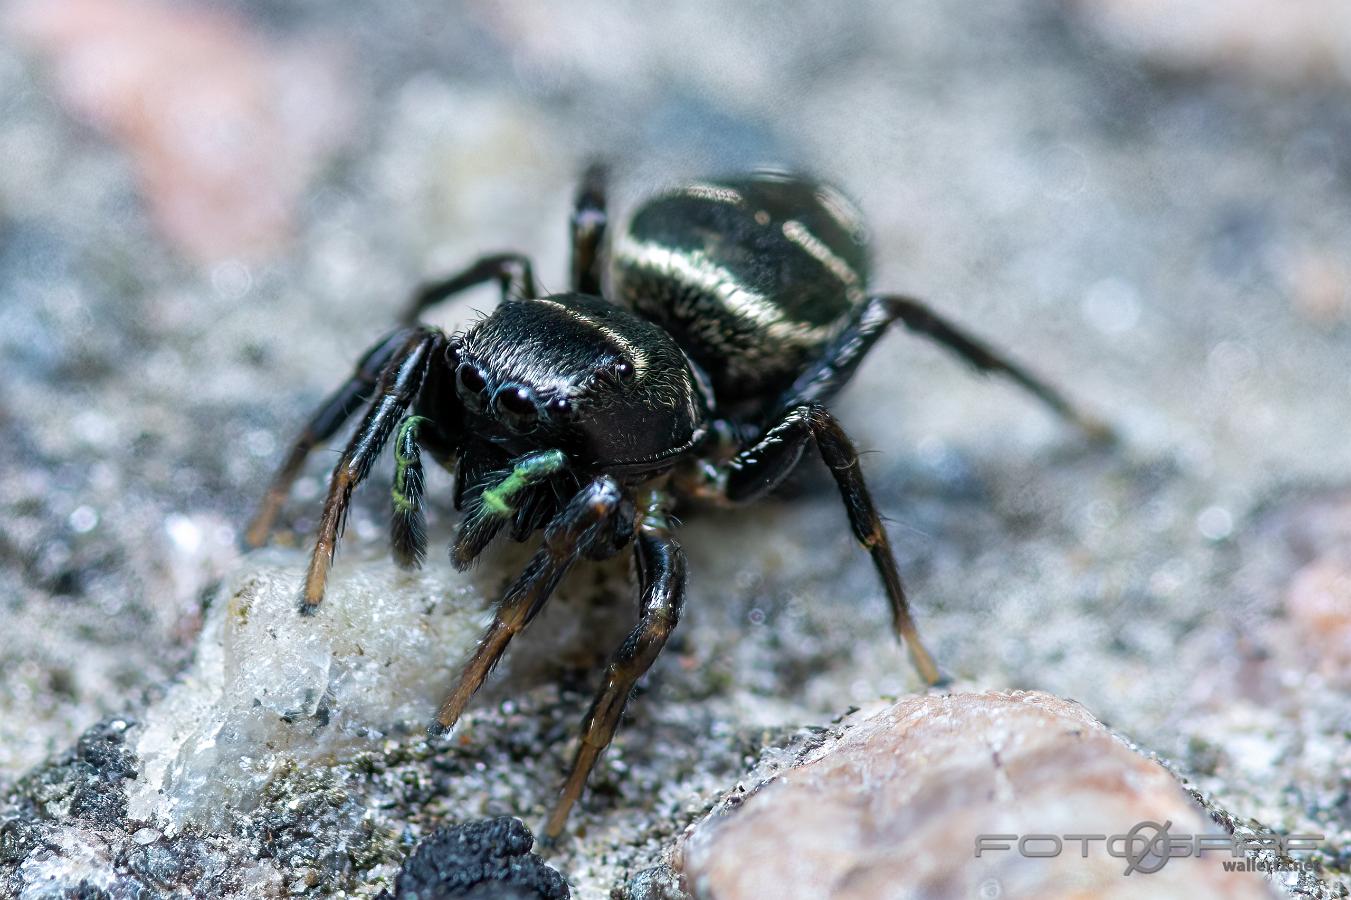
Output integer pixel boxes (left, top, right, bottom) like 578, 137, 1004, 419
390, 415, 430, 569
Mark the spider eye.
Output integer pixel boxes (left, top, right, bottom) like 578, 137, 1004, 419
456, 363, 489, 410
493, 384, 539, 431
545, 396, 573, 420
613, 359, 636, 384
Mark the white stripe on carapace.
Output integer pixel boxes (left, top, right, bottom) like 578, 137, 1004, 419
781, 219, 866, 305
614, 233, 841, 346
679, 183, 744, 205
530, 296, 651, 377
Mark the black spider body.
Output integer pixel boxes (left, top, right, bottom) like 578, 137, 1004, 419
448, 293, 711, 474
418, 292, 713, 565
248, 165, 1107, 841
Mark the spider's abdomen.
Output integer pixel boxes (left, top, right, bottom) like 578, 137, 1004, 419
612, 170, 871, 408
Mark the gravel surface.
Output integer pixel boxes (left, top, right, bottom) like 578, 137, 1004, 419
2, 1, 1349, 897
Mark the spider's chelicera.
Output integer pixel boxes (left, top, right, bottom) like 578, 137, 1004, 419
246, 166, 1110, 840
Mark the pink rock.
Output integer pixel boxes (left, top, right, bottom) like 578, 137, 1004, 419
1286, 559, 1351, 684
7, 0, 350, 263
1252, 489, 1351, 685
678, 691, 1275, 899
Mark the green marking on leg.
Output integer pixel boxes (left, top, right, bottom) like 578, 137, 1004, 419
478, 449, 567, 519
392, 416, 428, 511
395, 416, 427, 465
480, 489, 512, 516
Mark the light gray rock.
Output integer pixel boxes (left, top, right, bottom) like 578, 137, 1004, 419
678, 691, 1279, 900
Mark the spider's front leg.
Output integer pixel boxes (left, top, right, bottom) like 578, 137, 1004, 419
431, 474, 634, 735
300, 327, 444, 614
717, 403, 943, 686
245, 327, 416, 548
543, 488, 685, 842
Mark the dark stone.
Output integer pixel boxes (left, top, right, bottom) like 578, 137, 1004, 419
394, 817, 569, 900
11, 717, 138, 829
0, 819, 39, 864
128, 842, 186, 887
69, 881, 113, 900
76, 719, 138, 784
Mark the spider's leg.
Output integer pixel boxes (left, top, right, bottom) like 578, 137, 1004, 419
720, 403, 942, 686
451, 449, 569, 569
390, 415, 430, 569
431, 475, 631, 735
301, 328, 443, 614
246, 328, 414, 548
400, 253, 537, 325
570, 162, 608, 295
543, 491, 684, 842
778, 293, 1113, 442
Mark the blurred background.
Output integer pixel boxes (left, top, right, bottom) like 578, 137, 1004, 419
2, 0, 1350, 894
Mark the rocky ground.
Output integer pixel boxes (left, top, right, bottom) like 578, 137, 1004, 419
1, 1, 1349, 897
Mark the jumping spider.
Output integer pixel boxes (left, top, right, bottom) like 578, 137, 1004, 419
246, 165, 1110, 840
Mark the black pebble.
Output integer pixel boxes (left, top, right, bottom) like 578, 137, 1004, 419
394, 817, 569, 900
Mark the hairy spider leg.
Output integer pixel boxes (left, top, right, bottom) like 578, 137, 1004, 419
451, 449, 569, 569
300, 328, 443, 614
245, 328, 416, 548
543, 489, 684, 842
570, 161, 609, 296
431, 475, 632, 735
779, 293, 1114, 442
400, 253, 537, 326
721, 403, 943, 686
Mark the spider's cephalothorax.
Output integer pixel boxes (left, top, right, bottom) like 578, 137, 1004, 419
246, 165, 1111, 842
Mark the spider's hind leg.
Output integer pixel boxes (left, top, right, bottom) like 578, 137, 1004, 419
400, 253, 537, 325
780, 293, 1113, 442
571, 162, 608, 295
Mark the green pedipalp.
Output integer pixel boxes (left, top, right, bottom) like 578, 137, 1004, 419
478, 449, 568, 519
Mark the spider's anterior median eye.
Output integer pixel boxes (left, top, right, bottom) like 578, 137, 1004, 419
494, 384, 540, 431
456, 364, 489, 410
